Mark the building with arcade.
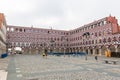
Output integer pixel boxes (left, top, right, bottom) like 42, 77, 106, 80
0, 13, 7, 55
6, 15, 120, 57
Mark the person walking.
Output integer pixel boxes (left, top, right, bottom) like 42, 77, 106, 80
95, 55, 98, 61
44, 49, 48, 58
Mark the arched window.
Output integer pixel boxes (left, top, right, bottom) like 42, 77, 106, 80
92, 40, 94, 44
103, 38, 106, 43
11, 28, 14, 32
7, 28, 9, 31
108, 37, 111, 42
89, 41, 91, 44
113, 37, 117, 41
99, 31, 101, 36
99, 39, 102, 43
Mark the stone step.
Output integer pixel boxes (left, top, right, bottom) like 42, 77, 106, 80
0, 70, 8, 80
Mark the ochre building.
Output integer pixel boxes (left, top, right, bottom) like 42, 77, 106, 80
7, 15, 120, 56
0, 13, 7, 55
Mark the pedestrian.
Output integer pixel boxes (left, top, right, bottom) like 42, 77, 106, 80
42, 51, 45, 58
85, 55, 87, 60
44, 49, 48, 58
95, 55, 98, 61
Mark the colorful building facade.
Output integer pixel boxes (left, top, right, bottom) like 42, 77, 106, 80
0, 13, 7, 55
7, 15, 120, 56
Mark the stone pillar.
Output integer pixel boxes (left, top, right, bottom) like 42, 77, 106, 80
99, 48, 102, 56
82, 47, 85, 52
29, 47, 32, 54
115, 45, 118, 52
87, 49, 90, 55
36, 48, 38, 54
93, 48, 95, 55
79, 48, 81, 52
54, 48, 56, 52
59, 48, 61, 53
48, 47, 50, 53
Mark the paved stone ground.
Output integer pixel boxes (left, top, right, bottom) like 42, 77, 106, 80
0, 57, 9, 80
1, 54, 120, 80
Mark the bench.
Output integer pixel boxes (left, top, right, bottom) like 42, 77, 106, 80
104, 60, 118, 65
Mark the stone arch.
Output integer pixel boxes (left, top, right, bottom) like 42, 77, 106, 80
55, 48, 59, 52
101, 45, 107, 55
69, 48, 72, 52
84, 47, 88, 54
23, 47, 29, 54
66, 48, 69, 53
72, 48, 75, 52
94, 46, 99, 55
118, 45, 120, 52
61, 48, 64, 53
89, 46, 93, 55
79, 47, 83, 52
109, 45, 115, 52
31, 47, 36, 54
38, 47, 42, 54
14, 47, 22, 54
76, 47, 79, 52
7, 27, 10, 31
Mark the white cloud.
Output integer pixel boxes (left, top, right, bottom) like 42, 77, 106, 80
0, 0, 120, 30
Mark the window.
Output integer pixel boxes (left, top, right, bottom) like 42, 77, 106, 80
7, 28, 9, 31
11, 28, 14, 32
19, 28, 22, 32
113, 37, 117, 41
103, 38, 106, 43
108, 37, 111, 42
24, 29, 26, 32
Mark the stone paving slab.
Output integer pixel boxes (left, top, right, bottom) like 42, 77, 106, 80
0, 57, 9, 80
1, 55, 120, 80
0, 70, 8, 80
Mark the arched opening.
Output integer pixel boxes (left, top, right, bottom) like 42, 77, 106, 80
109, 45, 115, 52
118, 45, 120, 52
14, 47, 22, 54
89, 47, 93, 55
101, 46, 107, 55
94, 46, 99, 55
23, 47, 29, 54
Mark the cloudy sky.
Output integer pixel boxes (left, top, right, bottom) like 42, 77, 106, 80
0, 0, 120, 30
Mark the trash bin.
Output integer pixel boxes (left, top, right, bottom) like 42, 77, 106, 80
1, 53, 8, 58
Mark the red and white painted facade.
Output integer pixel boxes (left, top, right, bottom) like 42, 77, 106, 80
7, 15, 120, 55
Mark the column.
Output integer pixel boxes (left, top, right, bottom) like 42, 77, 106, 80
115, 45, 118, 52
87, 49, 90, 55
93, 48, 95, 55
29, 47, 32, 54
82, 47, 85, 52
36, 47, 38, 54
99, 48, 102, 56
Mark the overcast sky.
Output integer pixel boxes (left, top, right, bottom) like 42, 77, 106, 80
0, 0, 120, 30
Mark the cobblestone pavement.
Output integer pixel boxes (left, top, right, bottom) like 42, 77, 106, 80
0, 57, 9, 71
0, 57, 10, 80
5, 55, 120, 80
